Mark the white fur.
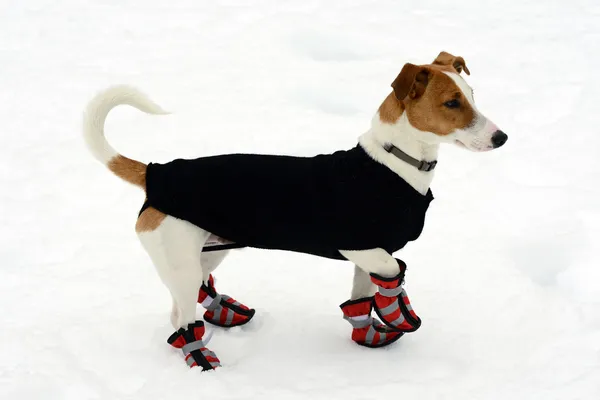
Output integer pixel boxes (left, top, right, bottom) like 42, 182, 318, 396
446, 71, 475, 106
350, 265, 377, 299
443, 72, 499, 152
137, 215, 211, 329
340, 247, 404, 275
83, 85, 169, 166
201, 250, 230, 279
343, 247, 408, 298
359, 113, 439, 196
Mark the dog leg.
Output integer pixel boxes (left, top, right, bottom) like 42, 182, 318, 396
339, 248, 400, 278
340, 248, 422, 336
198, 250, 255, 328
200, 250, 230, 281
351, 265, 376, 300
335, 249, 403, 347
137, 210, 220, 370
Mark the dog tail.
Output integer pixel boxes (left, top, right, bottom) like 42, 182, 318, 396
83, 85, 169, 189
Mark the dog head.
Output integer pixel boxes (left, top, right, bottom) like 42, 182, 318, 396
383, 51, 507, 151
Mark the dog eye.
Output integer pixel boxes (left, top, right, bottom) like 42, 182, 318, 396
444, 99, 461, 109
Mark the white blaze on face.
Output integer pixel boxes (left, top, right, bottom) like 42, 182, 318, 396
443, 71, 499, 152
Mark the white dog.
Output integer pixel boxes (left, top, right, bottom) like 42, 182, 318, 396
83, 51, 507, 370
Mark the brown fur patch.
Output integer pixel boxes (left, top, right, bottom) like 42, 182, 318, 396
378, 92, 404, 124
135, 206, 166, 233
379, 63, 475, 135
405, 71, 475, 135
432, 51, 470, 75
427, 63, 456, 74
391, 63, 429, 101
108, 155, 147, 189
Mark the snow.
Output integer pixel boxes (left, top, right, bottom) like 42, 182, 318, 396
1, 0, 599, 399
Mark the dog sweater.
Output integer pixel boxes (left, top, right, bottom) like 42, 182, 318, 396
143, 144, 434, 260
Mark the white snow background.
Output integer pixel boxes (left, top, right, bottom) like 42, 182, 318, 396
1, 0, 599, 399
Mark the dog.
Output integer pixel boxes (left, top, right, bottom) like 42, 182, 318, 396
83, 51, 507, 370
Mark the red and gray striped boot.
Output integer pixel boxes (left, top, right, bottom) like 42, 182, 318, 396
167, 321, 220, 371
340, 297, 404, 348
370, 259, 421, 332
198, 275, 255, 328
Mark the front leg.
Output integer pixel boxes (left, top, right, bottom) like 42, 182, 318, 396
336, 249, 404, 348
340, 248, 422, 334
351, 265, 376, 300
340, 248, 400, 278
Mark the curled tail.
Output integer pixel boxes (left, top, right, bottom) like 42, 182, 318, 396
83, 85, 169, 189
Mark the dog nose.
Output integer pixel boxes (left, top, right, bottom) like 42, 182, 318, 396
491, 130, 508, 148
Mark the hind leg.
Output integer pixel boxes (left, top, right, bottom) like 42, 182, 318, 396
164, 250, 229, 328
136, 208, 220, 370
198, 249, 255, 327
201, 250, 230, 281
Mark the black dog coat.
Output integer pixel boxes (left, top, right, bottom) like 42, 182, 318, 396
143, 144, 434, 260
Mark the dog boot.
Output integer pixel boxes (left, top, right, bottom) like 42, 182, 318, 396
370, 259, 422, 332
167, 321, 220, 371
340, 297, 404, 348
198, 274, 256, 328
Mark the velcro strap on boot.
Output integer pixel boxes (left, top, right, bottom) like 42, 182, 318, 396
181, 340, 220, 370
363, 320, 403, 348
182, 339, 206, 355
167, 321, 220, 371
370, 259, 406, 288
185, 349, 219, 368
343, 315, 373, 329
378, 286, 404, 297
204, 293, 223, 311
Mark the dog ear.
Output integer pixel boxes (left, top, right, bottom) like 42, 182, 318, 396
433, 51, 470, 75
391, 63, 431, 101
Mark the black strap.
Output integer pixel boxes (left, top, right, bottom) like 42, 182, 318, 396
384, 144, 437, 172
203, 242, 246, 252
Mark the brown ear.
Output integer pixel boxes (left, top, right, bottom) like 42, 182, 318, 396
391, 63, 430, 101
433, 51, 470, 75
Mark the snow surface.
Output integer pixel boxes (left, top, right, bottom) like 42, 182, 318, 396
1, 0, 599, 399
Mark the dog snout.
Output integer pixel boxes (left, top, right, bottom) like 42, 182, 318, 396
491, 130, 508, 148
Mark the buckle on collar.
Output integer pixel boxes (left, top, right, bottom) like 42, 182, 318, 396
419, 160, 437, 172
